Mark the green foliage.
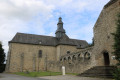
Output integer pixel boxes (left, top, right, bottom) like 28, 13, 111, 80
113, 68, 120, 80
112, 13, 120, 64
112, 13, 120, 80
0, 42, 5, 73
88, 37, 94, 47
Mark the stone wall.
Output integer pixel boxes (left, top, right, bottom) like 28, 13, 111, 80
6, 43, 81, 72
93, 0, 120, 66
48, 47, 94, 74
56, 45, 80, 61
7, 43, 56, 72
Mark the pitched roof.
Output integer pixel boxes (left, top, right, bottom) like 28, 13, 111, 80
104, 0, 118, 8
9, 33, 88, 48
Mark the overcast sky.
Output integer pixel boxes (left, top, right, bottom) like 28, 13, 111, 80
0, 0, 110, 54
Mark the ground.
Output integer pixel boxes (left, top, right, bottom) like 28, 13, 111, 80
0, 73, 47, 80
0, 73, 113, 80
40, 75, 113, 80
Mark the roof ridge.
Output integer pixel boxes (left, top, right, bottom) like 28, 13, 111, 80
70, 38, 87, 42
10, 32, 88, 48
17, 32, 55, 38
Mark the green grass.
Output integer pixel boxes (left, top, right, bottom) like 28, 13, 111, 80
14, 71, 79, 77
66, 73, 79, 75
14, 71, 62, 77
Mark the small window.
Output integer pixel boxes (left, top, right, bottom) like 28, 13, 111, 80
60, 58, 62, 61
67, 51, 70, 54
64, 58, 66, 61
38, 50, 42, 58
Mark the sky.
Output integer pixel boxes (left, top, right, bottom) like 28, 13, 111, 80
0, 0, 110, 54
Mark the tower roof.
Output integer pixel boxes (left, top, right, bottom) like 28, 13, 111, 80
57, 17, 63, 24
55, 17, 66, 38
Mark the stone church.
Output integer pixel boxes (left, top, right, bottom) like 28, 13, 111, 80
6, 0, 120, 77
5, 17, 88, 72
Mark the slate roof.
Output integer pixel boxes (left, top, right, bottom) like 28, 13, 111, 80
9, 33, 88, 48
104, 0, 118, 8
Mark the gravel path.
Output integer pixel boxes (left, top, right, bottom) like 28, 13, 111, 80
0, 73, 48, 80
39, 75, 113, 80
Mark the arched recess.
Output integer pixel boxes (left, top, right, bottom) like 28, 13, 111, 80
84, 52, 91, 59
68, 56, 72, 61
102, 50, 110, 66
72, 55, 77, 62
63, 57, 67, 61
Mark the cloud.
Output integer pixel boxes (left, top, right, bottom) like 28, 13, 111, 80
0, 0, 110, 55
0, 0, 54, 53
0, 0, 54, 20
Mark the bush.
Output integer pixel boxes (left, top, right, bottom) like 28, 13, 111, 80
0, 42, 5, 73
0, 64, 6, 73
113, 68, 120, 80
112, 13, 120, 80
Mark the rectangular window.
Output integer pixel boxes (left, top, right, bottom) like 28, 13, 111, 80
38, 50, 42, 58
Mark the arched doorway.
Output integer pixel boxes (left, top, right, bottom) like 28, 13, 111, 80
103, 52, 110, 66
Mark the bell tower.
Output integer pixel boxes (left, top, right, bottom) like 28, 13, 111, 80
55, 17, 66, 38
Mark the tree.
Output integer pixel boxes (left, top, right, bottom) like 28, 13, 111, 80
112, 13, 120, 65
88, 37, 94, 47
0, 42, 5, 73
112, 13, 120, 80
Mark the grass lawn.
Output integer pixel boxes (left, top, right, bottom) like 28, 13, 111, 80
14, 71, 62, 77
14, 71, 79, 77
66, 73, 79, 75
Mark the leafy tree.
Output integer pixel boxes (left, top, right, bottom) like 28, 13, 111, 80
112, 13, 120, 65
0, 42, 5, 73
88, 37, 94, 47
112, 13, 120, 80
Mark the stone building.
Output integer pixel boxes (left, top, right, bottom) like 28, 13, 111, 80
5, 17, 88, 72
6, 0, 120, 77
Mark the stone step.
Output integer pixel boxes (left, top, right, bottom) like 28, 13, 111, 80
78, 66, 116, 78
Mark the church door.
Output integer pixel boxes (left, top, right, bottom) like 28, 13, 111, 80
103, 52, 110, 66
